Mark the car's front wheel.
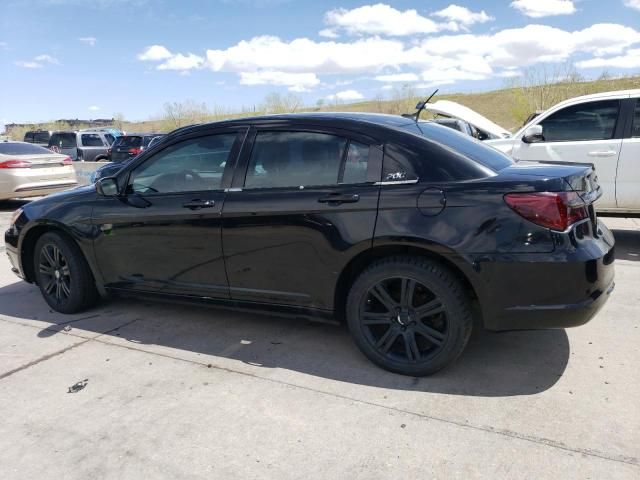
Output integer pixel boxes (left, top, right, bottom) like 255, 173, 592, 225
34, 232, 99, 314
346, 256, 473, 376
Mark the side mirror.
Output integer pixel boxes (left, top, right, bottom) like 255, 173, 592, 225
96, 177, 119, 197
522, 125, 544, 144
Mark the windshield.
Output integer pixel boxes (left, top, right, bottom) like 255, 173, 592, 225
0, 142, 55, 155
410, 122, 513, 172
48, 133, 77, 148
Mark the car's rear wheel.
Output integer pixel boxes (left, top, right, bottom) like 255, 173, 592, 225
346, 256, 473, 376
34, 232, 99, 313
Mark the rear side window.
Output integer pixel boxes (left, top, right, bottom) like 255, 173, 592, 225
244, 131, 348, 189
632, 101, 640, 138
49, 133, 77, 148
81, 134, 104, 147
24, 132, 34, 142
33, 131, 50, 143
539, 100, 620, 142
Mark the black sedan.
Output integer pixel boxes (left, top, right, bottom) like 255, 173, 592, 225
4, 113, 615, 375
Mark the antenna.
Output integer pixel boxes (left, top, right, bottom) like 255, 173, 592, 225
401, 89, 439, 123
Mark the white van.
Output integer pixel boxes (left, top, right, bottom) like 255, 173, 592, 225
427, 90, 640, 214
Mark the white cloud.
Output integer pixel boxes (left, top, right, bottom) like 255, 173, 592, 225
624, 0, 640, 11
137, 16, 640, 93
577, 48, 640, 68
510, 0, 576, 18
374, 72, 419, 82
15, 60, 42, 69
14, 54, 60, 68
328, 89, 364, 101
432, 5, 493, 28
324, 4, 444, 36
157, 53, 204, 70
319, 28, 339, 38
239, 71, 320, 92
88, 105, 100, 112
138, 45, 172, 61
78, 36, 97, 46
34, 54, 59, 64
0, 42, 8, 49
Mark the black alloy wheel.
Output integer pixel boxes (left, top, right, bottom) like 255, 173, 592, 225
38, 242, 72, 304
360, 276, 448, 364
34, 232, 99, 313
346, 256, 473, 376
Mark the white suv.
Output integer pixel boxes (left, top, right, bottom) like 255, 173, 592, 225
486, 90, 640, 214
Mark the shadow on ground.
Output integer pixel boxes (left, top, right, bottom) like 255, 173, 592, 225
611, 229, 640, 262
0, 278, 571, 397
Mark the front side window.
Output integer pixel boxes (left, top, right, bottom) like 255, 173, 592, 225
538, 100, 620, 142
244, 131, 348, 189
33, 131, 51, 144
81, 134, 104, 147
128, 133, 237, 194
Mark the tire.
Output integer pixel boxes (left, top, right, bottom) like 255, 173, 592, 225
34, 232, 99, 314
346, 256, 473, 376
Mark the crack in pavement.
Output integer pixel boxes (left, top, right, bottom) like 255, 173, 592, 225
1, 315, 638, 468
0, 318, 139, 381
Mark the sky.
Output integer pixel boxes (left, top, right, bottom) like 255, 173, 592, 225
1, 0, 640, 126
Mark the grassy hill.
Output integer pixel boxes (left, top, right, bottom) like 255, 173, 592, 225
7, 74, 640, 139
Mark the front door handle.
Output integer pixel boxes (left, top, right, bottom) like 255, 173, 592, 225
587, 150, 617, 157
183, 199, 215, 210
318, 193, 360, 204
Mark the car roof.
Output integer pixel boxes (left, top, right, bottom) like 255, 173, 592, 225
170, 112, 418, 138
553, 89, 640, 107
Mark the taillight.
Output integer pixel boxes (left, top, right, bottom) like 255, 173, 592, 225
62, 156, 73, 165
0, 159, 32, 169
128, 147, 143, 155
504, 191, 589, 232
107, 148, 112, 155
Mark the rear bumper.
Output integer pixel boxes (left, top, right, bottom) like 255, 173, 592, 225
469, 220, 616, 331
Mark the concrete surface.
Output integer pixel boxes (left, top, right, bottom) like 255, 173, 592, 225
0, 199, 638, 479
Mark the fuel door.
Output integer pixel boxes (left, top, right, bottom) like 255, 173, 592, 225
417, 187, 446, 216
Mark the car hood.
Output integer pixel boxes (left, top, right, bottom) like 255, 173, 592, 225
424, 100, 512, 139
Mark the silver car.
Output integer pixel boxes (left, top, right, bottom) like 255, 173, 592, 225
0, 142, 77, 201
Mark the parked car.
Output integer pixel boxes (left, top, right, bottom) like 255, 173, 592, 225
429, 118, 475, 137
47, 130, 113, 162
428, 90, 640, 214
425, 100, 512, 140
23, 130, 53, 146
0, 141, 77, 200
108, 133, 165, 162
90, 134, 166, 183
5, 113, 615, 376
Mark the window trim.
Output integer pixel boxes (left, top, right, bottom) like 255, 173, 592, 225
235, 126, 379, 191
123, 129, 246, 197
530, 99, 624, 144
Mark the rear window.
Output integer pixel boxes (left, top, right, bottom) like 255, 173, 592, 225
413, 122, 513, 173
49, 133, 77, 148
33, 131, 51, 143
0, 142, 54, 155
116, 136, 143, 148
81, 134, 105, 147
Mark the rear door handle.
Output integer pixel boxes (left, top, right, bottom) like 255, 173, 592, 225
318, 193, 360, 204
587, 150, 617, 157
183, 199, 215, 210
